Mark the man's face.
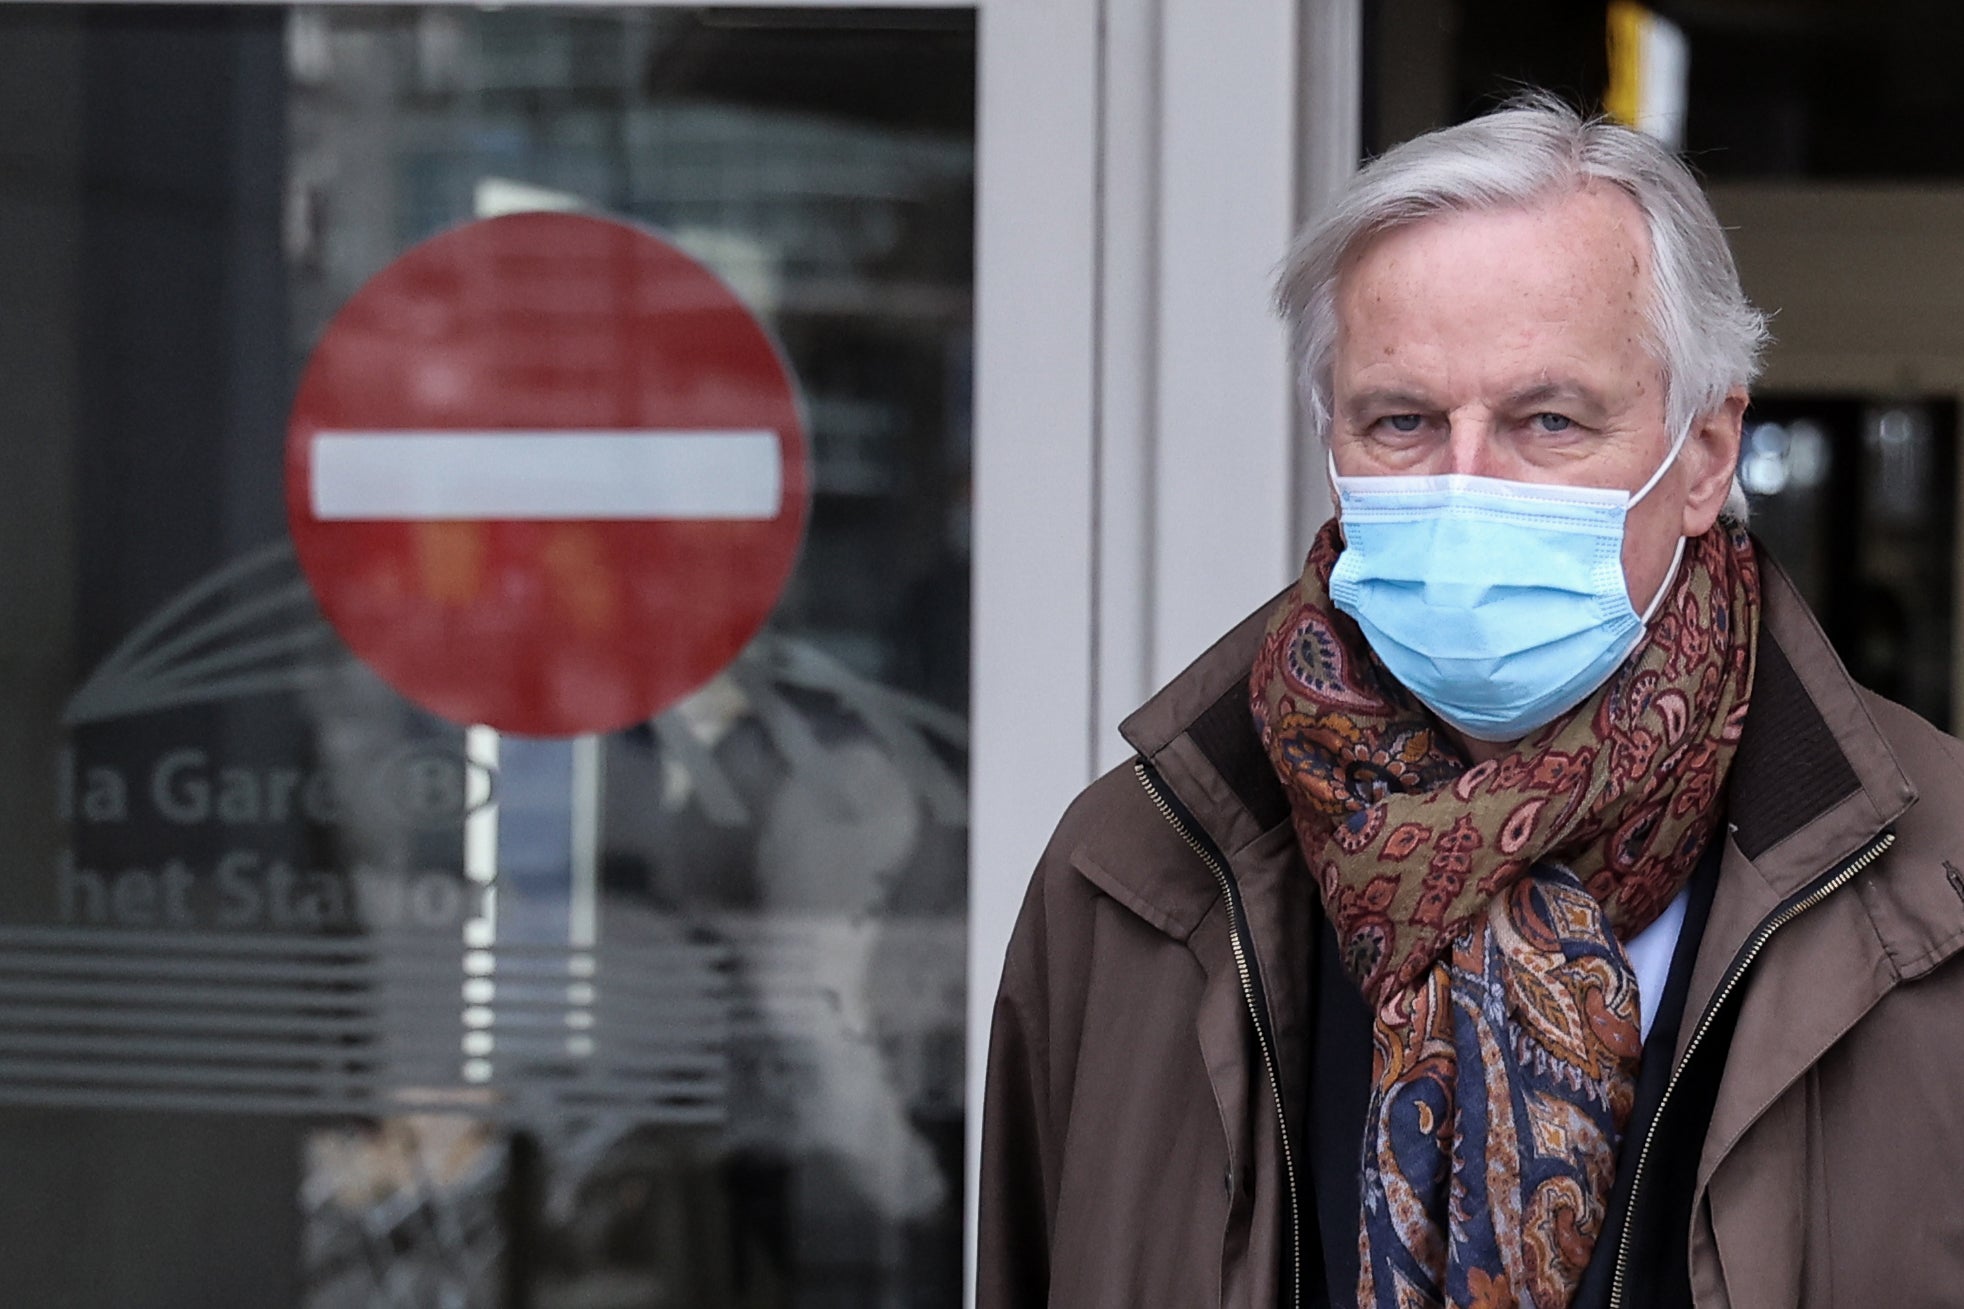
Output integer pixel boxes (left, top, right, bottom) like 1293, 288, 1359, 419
1328, 183, 1744, 619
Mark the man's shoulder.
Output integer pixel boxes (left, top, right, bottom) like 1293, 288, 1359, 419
1847, 692, 1964, 977
1857, 688, 1964, 780
1018, 757, 1225, 948
1856, 689, 1964, 835
1042, 758, 1158, 862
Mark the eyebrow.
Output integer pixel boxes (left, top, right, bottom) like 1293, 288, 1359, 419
1499, 380, 1611, 416
1340, 380, 1612, 422
1340, 388, 1437, 422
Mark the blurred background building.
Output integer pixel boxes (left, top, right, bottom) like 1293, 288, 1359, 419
0, 3, 1953, 1306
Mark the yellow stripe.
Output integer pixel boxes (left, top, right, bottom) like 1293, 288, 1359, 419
1605, 0, 1650, 128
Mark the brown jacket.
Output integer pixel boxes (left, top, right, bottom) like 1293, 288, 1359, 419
978, 559, 1964, 1308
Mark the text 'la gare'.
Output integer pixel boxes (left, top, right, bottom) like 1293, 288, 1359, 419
55, 745, 493, 828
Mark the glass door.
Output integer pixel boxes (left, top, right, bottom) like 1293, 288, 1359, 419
0, 5, 1098, 1305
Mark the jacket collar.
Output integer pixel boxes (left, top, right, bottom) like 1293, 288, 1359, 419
1119, 598, 1293, 868
1112, 593, 1299, 961
1114, 553, 1922, 944
1723, 557, 1917, 892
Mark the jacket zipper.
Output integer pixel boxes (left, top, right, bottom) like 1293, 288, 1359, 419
1608, 828, 1897, 1309
1136, 759, 1302, 1309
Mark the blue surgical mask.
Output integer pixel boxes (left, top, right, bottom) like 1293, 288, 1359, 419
1327, 431, 1689, 742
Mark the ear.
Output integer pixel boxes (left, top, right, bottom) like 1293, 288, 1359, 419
1680, 387, 1748, 536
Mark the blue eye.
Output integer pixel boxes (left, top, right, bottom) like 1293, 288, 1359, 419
1386, 414, 1423, 433
1534, 413, 1574, 433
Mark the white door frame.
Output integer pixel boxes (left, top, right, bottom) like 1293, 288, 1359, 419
1090, 0, 1359, 782
965, 0, 1100, 1295
970, 2, 1357, 1300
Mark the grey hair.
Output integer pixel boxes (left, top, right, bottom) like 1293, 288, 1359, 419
1276, 92, 1766, 524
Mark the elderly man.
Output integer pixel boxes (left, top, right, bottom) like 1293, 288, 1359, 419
977, 96, 1964, 1309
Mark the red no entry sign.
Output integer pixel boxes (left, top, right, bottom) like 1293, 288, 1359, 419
286, 212, 809, 737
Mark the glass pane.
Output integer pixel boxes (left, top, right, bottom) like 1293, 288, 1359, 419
0, 7, 974, 1306
1741, 397, 1957, 728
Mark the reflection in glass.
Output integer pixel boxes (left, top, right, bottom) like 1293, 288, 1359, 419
0, 8, 974, 1306
1743, 396, 1956, 729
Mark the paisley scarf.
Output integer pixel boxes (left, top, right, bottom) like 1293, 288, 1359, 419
1249, 519, 1759, 1309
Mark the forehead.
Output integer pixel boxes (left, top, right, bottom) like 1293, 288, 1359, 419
1333, 184, 1654, 372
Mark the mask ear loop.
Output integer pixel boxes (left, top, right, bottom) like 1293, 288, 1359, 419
1632, 417, 1698, 623
1638, 535, 1688, 624
1628, 415, 1696, 508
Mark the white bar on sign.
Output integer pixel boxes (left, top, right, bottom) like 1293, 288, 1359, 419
311, 430, 783, 521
